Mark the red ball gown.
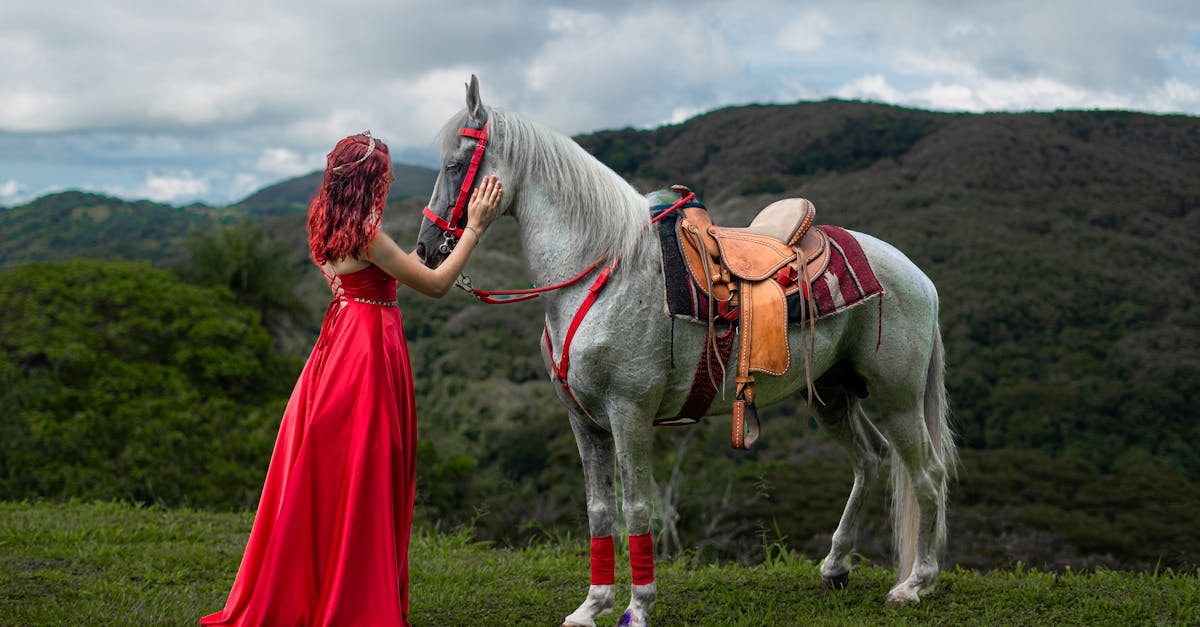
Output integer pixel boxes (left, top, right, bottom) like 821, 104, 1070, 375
202, 264, 417, 627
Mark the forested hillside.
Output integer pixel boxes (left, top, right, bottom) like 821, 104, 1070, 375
575, 104, 1200, 479
231, 162, 437, 218
0, 162, 438, 269
1, 101, 1197, 572
0, 192, 218, 270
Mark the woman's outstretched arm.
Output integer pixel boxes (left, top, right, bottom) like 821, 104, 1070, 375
367, 175, 502, 298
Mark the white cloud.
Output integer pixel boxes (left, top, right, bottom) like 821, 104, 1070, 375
835, 75, 904, 104
0, 90, 58, 132
231, 173, 263, 201
1159, 42, 1200, 68
834, 72, 1198, 114
373, 66, 490, 147
131, 171, 210, 203
517, 7, 742, 133
0, 178, 22, 202
255, 147, 321, 179
0, 0, 1197, 204
665, 106, 707, 126
775, 10, 835, 53
890, 49, 981, 81
1148, 78, 1200, 112
148, 77, 263, 127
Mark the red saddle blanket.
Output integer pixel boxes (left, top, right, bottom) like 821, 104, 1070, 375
656, 215, 884, 323
805, 225, 885, 318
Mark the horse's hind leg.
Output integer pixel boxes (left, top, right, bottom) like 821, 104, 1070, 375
562, 411, 617, 627
874, 400, 950, 606
813, 386, 889, 590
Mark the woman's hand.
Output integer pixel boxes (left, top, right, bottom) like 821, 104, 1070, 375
466, 175, 503, 233
368, 175, 503, 298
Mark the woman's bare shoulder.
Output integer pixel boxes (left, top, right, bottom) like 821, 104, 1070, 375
327, 258, 372, 275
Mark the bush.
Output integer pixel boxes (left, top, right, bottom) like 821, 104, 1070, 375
0, 260, 296, 509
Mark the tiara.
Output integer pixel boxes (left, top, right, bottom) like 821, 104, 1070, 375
331, 131, 375, 174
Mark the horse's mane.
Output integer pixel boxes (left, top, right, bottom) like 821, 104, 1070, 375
438, 108, 650, 264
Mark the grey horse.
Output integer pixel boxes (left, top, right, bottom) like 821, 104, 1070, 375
417, 76, 957, 627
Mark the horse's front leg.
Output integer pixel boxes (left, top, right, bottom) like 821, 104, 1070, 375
563, 411, 617, 627
611, 407, 657, 627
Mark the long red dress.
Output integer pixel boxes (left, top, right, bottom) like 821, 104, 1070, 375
202, 264, 417, 627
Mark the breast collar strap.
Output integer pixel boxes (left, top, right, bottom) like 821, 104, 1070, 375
460, 191, 697, 411
542, 262, 616, 409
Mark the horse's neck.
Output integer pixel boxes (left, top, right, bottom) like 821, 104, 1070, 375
513, 185, 656, 309
515, 190, 598, 292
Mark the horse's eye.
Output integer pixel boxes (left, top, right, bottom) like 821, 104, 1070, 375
446, 161, 460, 171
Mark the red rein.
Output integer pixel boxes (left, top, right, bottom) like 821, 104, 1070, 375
461, 191, 696, 306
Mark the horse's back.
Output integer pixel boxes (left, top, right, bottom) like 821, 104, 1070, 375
850, 230, 938, 309
838, 230, 940, 404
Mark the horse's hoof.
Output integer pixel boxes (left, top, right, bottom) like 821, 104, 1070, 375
884, 591, 920, 607
616, 609, 647, 627
821, 571, 850, 590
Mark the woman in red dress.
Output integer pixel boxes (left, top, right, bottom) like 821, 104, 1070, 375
201, 132, 501, 627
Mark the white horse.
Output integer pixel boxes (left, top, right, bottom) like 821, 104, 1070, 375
417, 76, 957, 627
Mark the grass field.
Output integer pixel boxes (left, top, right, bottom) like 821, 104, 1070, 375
1, 500, 1196, 626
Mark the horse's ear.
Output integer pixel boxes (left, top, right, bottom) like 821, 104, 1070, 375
466, 74, 486, 124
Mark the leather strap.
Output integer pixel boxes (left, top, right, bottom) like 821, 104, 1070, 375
657, 323, 735, 425
468, 256, 606, 304
544, 263, 616, 407
732, 281, 761, 450
423, 120, 490, 239
731, 399, 760, 450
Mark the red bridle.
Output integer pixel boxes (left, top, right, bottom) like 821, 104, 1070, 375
423, 119, 491, 241
420, 115, 699, 414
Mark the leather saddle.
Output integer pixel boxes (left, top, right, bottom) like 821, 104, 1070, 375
672, 185, 830, 449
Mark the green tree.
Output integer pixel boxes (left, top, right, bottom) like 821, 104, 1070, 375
0, 259, 296, 508
175, 219, 312, 345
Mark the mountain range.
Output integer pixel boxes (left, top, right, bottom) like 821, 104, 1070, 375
3, 99, 1199, 569
3, 105, 1197, 463
0, 163, 437, 269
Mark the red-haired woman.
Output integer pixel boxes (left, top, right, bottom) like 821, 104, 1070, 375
202, 132, 501, 627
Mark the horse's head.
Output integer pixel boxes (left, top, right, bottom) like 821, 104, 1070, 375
416, 75, 508, 268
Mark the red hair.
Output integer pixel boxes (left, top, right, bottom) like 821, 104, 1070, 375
307, 133, 392, 264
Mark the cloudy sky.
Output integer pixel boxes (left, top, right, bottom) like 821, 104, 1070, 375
2, 0, 1198, 206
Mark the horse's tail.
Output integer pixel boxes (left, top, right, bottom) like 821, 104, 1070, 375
891, 324, 957, 582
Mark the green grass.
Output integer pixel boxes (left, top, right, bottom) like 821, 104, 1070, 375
1, 501, 1196, 626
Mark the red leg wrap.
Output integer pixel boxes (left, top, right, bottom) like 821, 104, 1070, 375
628, 533, 655, 585
590, 536, 615, 585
